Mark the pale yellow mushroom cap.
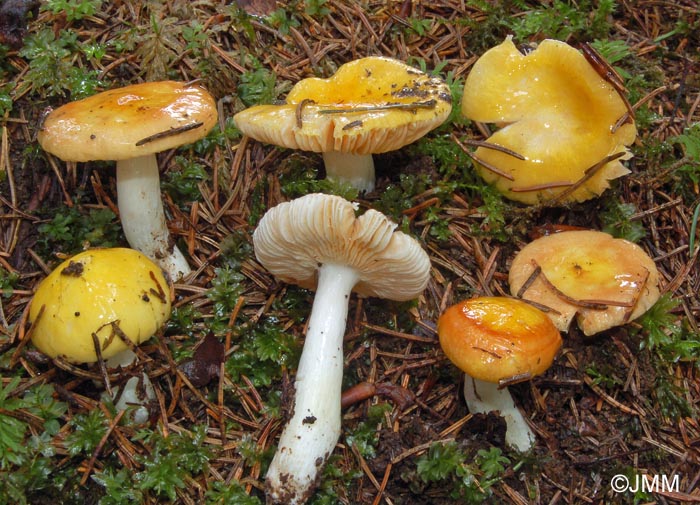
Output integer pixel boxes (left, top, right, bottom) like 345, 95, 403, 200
509, 230, 660, 335
38, 81, 218, 162
252, 193, 431, 300
233, 56, 452, 155
438, 296, 562, 384
461, 37, 637, 205
28, 248, 172, 363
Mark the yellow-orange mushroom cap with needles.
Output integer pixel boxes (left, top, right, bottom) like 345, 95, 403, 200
37, 81, 218, 280
437, 296, 561, 451
38, 81, 218, 161
509, 230, 660, 335
438, 296, 562, 384
460, 37, 637, 205
233, 56, 452, 192
28, 248, 172, 364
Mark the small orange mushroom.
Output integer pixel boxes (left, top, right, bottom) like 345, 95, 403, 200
438, 296, 562, 451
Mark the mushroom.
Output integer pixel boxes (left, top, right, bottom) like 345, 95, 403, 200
438, 296, 562, 451
509, 229, 660, 335
233, 56, 452, 193
28, 248, 172, 422
460, 37, 637, 205
253, 193, 431, 504
37, 81, 218, 280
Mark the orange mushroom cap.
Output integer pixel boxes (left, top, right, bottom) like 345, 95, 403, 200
38, 81, 218, 162
438, 296, 562, 384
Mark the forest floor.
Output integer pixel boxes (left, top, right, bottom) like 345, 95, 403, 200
1, 0, 699, 504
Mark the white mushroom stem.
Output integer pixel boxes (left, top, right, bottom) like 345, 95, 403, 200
105, 349, 154, 424
463, 375, 536, 452
266, 262, 360, 505
322, 151, 375, 193
116, 154, 191, 280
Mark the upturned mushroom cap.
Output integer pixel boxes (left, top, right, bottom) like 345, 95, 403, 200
38, 81, 218, 162
28, 248, 172, 363
461, 37, 637, 205
509, 230, 660, 335
438, 296, 562, 384
252, 193, 431, 301
233, 56, 452, 155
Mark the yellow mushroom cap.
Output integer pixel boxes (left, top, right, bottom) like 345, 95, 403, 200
38, 81, 218, 162
233, 56, 452, 155
509, 230, 660, 335
460, 37, 637, 205
437, 296, 562, 383
28, 248, 172, 363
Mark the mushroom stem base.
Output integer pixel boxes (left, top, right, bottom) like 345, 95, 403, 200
105, 349, 154, 424
116, 155, 191, 280
463, 375, 536, 452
